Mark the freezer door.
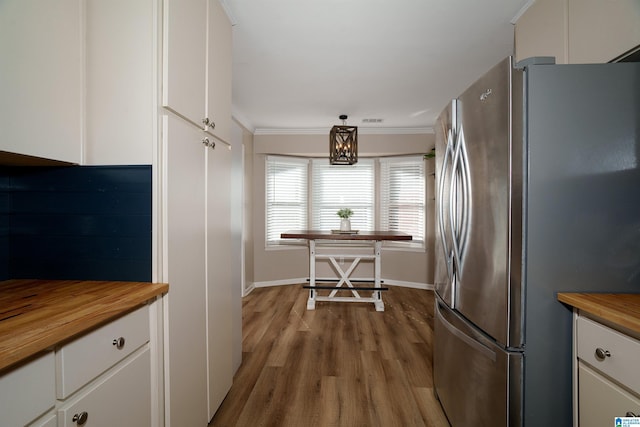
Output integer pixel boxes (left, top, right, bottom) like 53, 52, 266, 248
433, 101, 456, 307
434, 297, 522, 427
454, 57, 523, 347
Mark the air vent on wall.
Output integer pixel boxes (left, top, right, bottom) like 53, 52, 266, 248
362, 118, 383, 123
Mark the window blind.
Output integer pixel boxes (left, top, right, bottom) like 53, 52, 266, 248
311, 158, 374, 231
379, 156, 425, 246
265, 156, 308, 245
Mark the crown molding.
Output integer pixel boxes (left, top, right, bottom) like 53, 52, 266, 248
511, 0, 536, 23
254, 127, 434, 136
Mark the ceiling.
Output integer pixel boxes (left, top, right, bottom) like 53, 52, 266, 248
224, 0, 533, 133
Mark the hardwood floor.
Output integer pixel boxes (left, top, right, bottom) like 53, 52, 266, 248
209, 285, 450, 427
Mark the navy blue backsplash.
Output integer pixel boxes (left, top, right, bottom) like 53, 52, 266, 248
0, 166, 152, 282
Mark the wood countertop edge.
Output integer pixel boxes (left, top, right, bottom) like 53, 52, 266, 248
280, 230, 413, 241
557, 292, 640, 335
0, 280, 168, 373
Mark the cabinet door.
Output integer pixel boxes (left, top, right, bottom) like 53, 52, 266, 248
58, 348, 151, 427
579, 362, 640, 427
206, 141, 233, 419
162, 0, 207, 127
84, 0, 155, 165
0, 351, 55, 427
205, 0, 232, 144
568, 0, 640, 63
163, 113, 209, 427
0, 0, 82, 164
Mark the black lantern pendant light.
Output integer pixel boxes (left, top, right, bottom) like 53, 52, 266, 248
329, 114, 358, 165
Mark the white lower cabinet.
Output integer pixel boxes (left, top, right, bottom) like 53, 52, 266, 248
574, 314, 640, 426
57, 348, 151, 427
0, 303, 159, 427
578, 362, 640, 427
29, 412, 57, 427
0, 352, 56, 427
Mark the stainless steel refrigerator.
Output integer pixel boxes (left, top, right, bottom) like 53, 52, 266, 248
433, 56, 640, 426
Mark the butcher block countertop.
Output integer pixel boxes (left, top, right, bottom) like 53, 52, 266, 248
557, 293, 640, 335
0, 279, 168, 372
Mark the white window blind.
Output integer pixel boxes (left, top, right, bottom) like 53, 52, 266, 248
380, 156, 425, 246
266, 156, 308, 245
311, 158, 374, 231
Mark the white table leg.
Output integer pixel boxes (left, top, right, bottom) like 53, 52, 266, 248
373, 240, 384, 311
307, 239, 316, 310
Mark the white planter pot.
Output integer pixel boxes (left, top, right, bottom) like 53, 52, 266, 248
340, 218, 351, 231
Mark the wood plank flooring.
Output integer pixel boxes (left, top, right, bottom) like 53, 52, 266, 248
209, 285, 450, 427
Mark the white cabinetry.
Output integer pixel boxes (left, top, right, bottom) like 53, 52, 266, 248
164, 112, 209, 427
574, 314, 640, 426
0, 0, 157, 165
161, 1, 234, 423
83, 0, 156, 165
0, 0, 82, 164
163, 107, 234, 424
57, 348, 151, 427
0, 352, 56, 426
163, 0, 232, 144
515, 0, 640, 64
0, 303, 158, 427
55, 304, 154, 427
206, 122, 233, 418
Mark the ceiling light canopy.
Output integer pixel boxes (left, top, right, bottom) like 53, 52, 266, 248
329, 115, 358, 165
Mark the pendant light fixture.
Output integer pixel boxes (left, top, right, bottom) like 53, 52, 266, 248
329, 115, 358, 165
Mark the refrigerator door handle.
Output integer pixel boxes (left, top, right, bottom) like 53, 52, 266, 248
438, 127, 456, 305
437, 299, 497, 362
449, 121, 472, 284
457, 125, 472, 265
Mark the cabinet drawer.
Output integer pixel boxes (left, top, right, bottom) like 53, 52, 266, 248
0, 351, 55, 427
576, 316, 640, 392
56, 304, 150, 399
578, 362, 640, 427
58, 347, 151, 427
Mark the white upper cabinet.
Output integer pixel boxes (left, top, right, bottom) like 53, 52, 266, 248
515, 0, 640, 64
163, 0, 232, 143
162, 0, 207, 128
205, 0, 233, 144
83, 0, 156, 165
0, 0, 82, 164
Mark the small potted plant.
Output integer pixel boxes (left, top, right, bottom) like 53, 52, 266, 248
336, 208, 353, 231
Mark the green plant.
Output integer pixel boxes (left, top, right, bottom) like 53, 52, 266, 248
423, 148, 435, 159
336, 208, 353, 219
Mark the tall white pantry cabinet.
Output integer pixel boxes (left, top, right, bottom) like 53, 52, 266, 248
0, 0, 236, 425
162, 0, 234, 425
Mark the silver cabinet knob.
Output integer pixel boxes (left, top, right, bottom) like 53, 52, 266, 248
209, 140, 216, 150
112, 337, 125, 349
594, 347, 611, 360
202, 137, 210, 147
202, 117, 216, 129
72, 411, 88, 425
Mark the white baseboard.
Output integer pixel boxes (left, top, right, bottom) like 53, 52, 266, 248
248, 278, 434, 291
242, 282, 256, 297
383, 280, 433, 290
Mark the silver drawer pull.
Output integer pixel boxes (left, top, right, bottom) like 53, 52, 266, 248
72, 411, 88, 425
594, 347, 611, 360
112, 337, 126, 349
626, 411, 638, 417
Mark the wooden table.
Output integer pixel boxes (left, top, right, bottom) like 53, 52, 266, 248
280, 230, 412, 311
